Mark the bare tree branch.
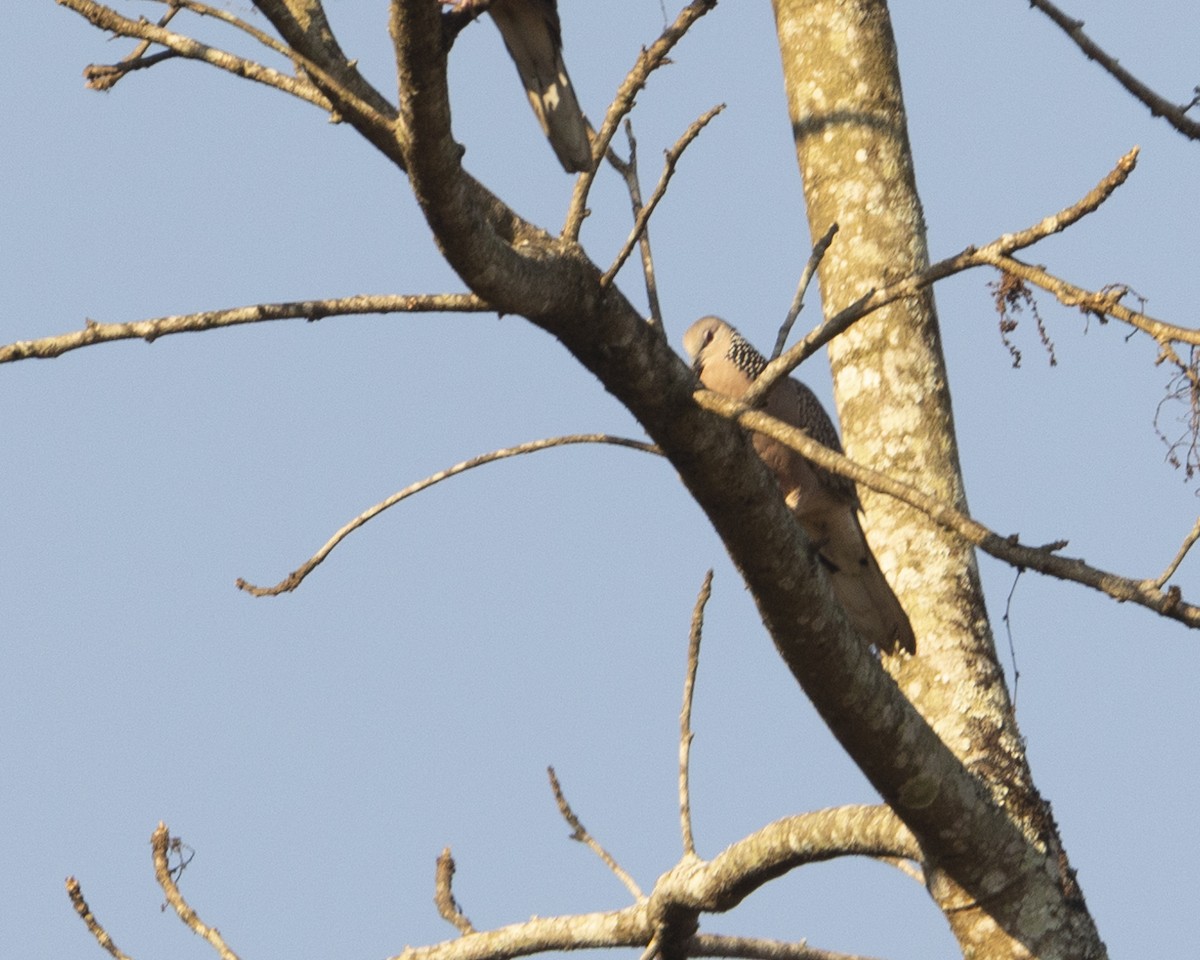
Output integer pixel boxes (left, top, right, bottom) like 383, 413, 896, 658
564, 0, 719, 240
65, 877, 134, 960
81, 0, 180, 91
236, 434, 661, 596
384, 805, 913, 960
744, 146, 1141, 404
694, 389, 1200, 628
58, 0, 331, 109
1153, 517, 1200, 589
82, 0, 309, 90
151, 823, 241, 960
606, 123, 665, 327
0, 294, 487, 364
600, 104, 724, 289
984, 252, 1200, 347
679, 570, 713, 859
251, 0, 409, 163
547, 767, 644, 901
770, 223, 839, 362
1027, 0, 1200, 140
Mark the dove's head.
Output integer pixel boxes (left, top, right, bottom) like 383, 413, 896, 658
682, 316, 735, 376
682, 316, 765, 389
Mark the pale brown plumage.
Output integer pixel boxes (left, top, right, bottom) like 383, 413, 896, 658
474, 0, 593, 173
683, 316, 916, 655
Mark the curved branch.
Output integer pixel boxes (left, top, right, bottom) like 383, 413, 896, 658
0, 294, 487, 364
387, 805, 912, 960
236, 434, 661, 596
695, 389, 1200, 628
685, 806, 917, 911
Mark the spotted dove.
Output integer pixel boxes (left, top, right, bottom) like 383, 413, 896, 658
683, 316, 916, 655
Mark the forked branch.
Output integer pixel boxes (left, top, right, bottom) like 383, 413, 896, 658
745, 146, 1142, 404
58, 0, 331, 109
564, 0, 719, 239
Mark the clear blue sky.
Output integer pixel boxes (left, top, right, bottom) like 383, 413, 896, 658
4, 2, 1198, 957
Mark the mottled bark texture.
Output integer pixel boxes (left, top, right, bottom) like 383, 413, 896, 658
771, 1, 1105, 956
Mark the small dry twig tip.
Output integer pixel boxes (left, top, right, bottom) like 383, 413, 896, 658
546, 766, 643, 899
151, 823, 241, 960
434, 848, 475, 935
66, 876, 134, 960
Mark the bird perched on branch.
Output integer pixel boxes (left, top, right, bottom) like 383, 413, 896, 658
683, 316, 916, 655
452, 0, 593, 172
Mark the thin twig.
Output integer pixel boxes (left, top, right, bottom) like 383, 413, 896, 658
82, 2, 180, 90
600, 104, 724, 289
638, 929, 664, 960
1153, 517, 1200, 588
237, 434, 661, 596
65, 877, 134, 960
564, 0, 718, 239
679, 570, 713, 858
606, 122, 664, 328
743, 147, 1141, 405
692, 389, 1200, 628
435, 848, 475, 935
0, 293, 487, 364
151, 823, 241, 960
1002, 570, 1024, 710
85, 49, 181, 89
770, 223, 839, 361
1027, 0, 1200, 140
547, 767, 644, 900
875, 856, 926, 886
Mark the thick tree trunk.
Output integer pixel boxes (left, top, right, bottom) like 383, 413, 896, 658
770, 1, 1106, 956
